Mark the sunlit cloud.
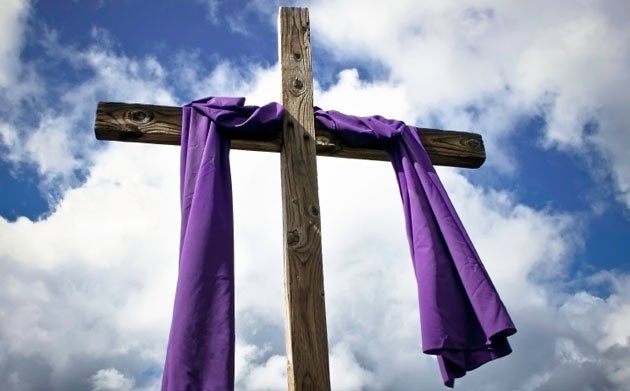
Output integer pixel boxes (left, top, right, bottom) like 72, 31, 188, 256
0, 1, 628, 390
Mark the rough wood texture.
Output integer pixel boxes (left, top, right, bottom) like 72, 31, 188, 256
279, 8, 331, 391
96, 102, 486, 168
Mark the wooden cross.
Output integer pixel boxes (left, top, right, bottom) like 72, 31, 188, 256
94, 7, 485, 391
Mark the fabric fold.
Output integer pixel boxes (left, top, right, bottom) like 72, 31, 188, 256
162, 97, 515, 389
315, 110, 516, 387
162, 97, 283, 391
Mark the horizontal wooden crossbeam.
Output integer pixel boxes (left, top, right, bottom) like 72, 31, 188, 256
95, 102, 486, 168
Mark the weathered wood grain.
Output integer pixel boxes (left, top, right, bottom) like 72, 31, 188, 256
279, 7, 331, 391
96, 102, 486, 168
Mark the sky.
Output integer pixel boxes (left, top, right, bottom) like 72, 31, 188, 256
0, 0, 629, 390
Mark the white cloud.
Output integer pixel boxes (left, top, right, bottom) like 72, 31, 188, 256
243, 355, 287, 391
0, 143, 181, 390
316, 69, 412, 120
91, 368, 135, 391
0, 0, 29, 88
1, 63, 628, 389
0, 1, 629, 390
329, 343, 375, 390
25, 116, 81, 176
562, 273, 630, 355
194, 0, 222, 24
0, 123, 18, 151
0, 29, 180, 197
309, 0, 630, 210
194, 0, 281, 35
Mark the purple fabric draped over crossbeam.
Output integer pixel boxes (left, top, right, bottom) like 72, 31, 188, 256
315, 111, 517, 387
162, 97, 516, 390
161, 97, 284, 390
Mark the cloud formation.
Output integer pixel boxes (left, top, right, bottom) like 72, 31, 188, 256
310, 0, 630, 210
0, 1, 628, 390
0, 0, 29, 88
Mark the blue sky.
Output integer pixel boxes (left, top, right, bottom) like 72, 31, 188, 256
1, 0, 629, 390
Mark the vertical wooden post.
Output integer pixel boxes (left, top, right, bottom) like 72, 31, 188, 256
279, 7, 331, 391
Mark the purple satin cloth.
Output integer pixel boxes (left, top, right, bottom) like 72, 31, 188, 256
161, 97, 284, 390
315, 111, 516, 387
162, 97, 515, 389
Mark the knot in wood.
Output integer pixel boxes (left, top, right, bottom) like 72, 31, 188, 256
293, 78, 304, 90
308, 205, 319, 218
287, 229, 301, 247
464, 138, 482, 149
316, 135, 343, 155
128, 110, 153, 124
293, 52, 302, 61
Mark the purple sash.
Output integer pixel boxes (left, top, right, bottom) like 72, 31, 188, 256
161, 97, 515, 389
